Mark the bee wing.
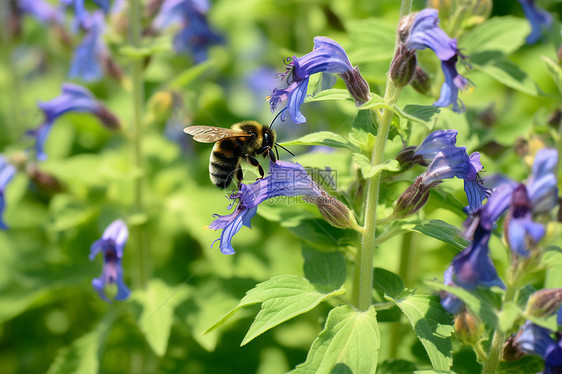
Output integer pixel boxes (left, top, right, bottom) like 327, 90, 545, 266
183, 126, 250, 143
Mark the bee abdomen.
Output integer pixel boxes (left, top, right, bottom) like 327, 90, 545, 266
209, 147, 238, 188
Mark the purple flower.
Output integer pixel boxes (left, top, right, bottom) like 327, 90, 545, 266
451, 227, 504, 290
89, 220, 130, 302
404, 9, 468, 112
527, 148, 559, 214
421, 148, 489, 212
440, 266, 465, 314
518, 0, 553, 44
61, 0, 110, 30
69, 11, 108, 82
151, 0, 223, 64
505, 184, 545, 257
515, 321, 562, 373
413, 129, 458, 165
208, 161, 324, 254
0, 157, 16, 230
18, 0, 64, 24
270, 37, 366, 124
28, 83, 120, 161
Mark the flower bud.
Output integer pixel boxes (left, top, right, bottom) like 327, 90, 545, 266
398, 13, 417, 43
502, 334, 525, 361
339, 66, 371, 107
411, 66, 431, 96
395, 146, 424, 170
308, 195, 358, 230
390, 44, 417, 88
525, 289, 562, 318
394, 177, 441, 218
102, 56, 124, 82
26, 164, 64, 194
94, 105, 121, 130
454, 309, 483, 346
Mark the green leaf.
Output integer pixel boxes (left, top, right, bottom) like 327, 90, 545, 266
426, 281, 499, 326
378, 359, 417, 374
131, 278, 189, 357
471, 58, 539, 96
286, 218, 355, 250
347, 18, 396, 63
47, 314, 115, 374
498, 302, 522, 333
352, 154, 400, 178
543, 246, 562, 267
386, 294, 454, 371
290, 305, 380, 374
302, 245, 346, 290
543, 56, 562, 92
280, 131, 360, 153
305, 88, 353, 103
349, 110, 377, 150
401, 105, 440, 125
204, 275, 345, 346
496, 355, 544, 374
425, 189, 467, 218
373, 268, 405, 300
399, 220, 469, 251
167, 60, 215, 88
460, 16, 530, 55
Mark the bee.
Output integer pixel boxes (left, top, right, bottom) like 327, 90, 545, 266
184, 120, 289, 188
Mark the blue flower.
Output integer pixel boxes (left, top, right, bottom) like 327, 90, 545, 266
440, 266, 465, 314
527, 148, 558, 214
518, 0, 552, 44
89, 220, 130, 302
29, 83, 120, 161
421, 148, 490, 212
18, 0, 64, 24
69, 11, 107, 82
208, 161, 324, 254
151, 0, 223, 64
270, 37, 366, 124
451, 226, 504, 290
413, 129, 458, 165
405, 9, 468, 112
0, 157, 16, 230
505, 184, 545, 257
515, 321, 562, 373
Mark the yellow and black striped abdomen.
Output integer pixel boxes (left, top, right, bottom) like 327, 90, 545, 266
209, 139, 240, 188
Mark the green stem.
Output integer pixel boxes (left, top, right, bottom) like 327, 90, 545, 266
354, 0, 411, 311
0, 13, 21, 143
130, 0, 148, 289
398, 231, 414, 287
481, 280, 518, 374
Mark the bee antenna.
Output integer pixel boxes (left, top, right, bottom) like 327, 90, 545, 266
275, 142, 295, 157
269, 109, 285, 129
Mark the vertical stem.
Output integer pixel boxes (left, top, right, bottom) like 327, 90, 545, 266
481, 280, 518, 374
354, 0, 411, 311
130, 0, 148, 288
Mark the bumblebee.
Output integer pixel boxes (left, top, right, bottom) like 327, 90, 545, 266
184, 121, 279, 188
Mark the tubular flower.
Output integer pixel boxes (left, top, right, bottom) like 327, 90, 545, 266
440, 266, 465, 314
28, 83, 120, 161
269, 36, 370, 124
89, 220, 130, 302
18, 0, 64, 25
518, 0, 552, 44
515, 321, 562, 373
396, 129, 458, 168
208, 161, 330, 254
0, 157, 16, 230
403, 8, 468, 112
151, 0, 223, 64
69, 11, 110, 82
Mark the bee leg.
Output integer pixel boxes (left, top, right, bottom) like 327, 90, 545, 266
268, 149, 277, 162
246, 155, 264, 180
236, 166, 244, 187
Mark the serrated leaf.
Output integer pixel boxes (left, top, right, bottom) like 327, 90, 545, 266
47, 314, 115, 374
373, 268, 405, 300
386, 294, 454, 371
302, 245, 346, 290
131, 278, 189, 357
280, 131, 359, 153
426, 281, 499, 326
399, 220, 469, 250
352, 154, 400, 178
290, 305, 380, 374
460, 16, 530, 55
204, 275, 345, 346
472, 58, 539, 96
